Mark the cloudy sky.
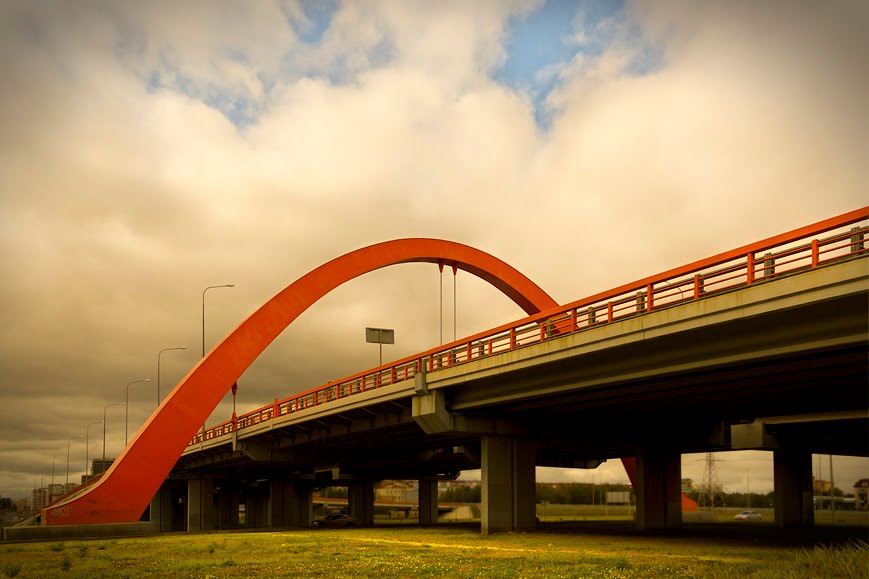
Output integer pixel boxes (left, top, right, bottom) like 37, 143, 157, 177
0, 0, 866, 499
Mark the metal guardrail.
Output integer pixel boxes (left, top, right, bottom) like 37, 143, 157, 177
188, 209, 868, 447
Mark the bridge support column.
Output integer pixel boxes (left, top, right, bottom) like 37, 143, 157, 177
348, 480, 375, 526
481, 435, 536, 535
269, 480, 313, 528
151, 481, 187, 532
244, 481, 270, 528
418, 478, 439, 526
150, 483, 172, 533
187, 478, 215, 532
773, 447, 814, 528
217, 480, 240, 529
634, 445, 682, 530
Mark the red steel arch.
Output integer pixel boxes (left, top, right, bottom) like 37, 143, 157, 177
45, 239, 560, 525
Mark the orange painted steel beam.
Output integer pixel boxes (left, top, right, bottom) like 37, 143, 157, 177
44, 239, 561, 525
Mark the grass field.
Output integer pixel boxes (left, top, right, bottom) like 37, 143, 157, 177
1, 524, 867, 578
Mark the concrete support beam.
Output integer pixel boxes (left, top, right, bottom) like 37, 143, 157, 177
635, 445, 682, 530
218, 481, 240, 530
187, 479, 215, 532
419, 478, 439, 526
480, 435, 536, 535
269, 480, 313, 528
348, 480, 375, 526
773, 447, 814, 528
412, 390, 525, 435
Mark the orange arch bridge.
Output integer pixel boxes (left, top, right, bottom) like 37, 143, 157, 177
47, 238, 608, 525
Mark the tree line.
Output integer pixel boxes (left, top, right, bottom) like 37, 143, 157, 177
441, 483, 853, 507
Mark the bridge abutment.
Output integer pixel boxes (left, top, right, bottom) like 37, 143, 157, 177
634, 445, 682, 530
773, 447, 814, 528
481, 435, 536, 534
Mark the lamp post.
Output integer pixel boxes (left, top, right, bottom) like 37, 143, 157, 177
49, 454, 63, 503
102, 402, 125, 465
202, 284, 234, 357
157, 347, 186, 407
85, 421, 103, 477
201, 284, 234, 447
66, 435, 83, 487
125, 378, 150, 446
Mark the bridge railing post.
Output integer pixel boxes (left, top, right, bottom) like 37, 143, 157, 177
763, 252, 776, 277
635, 291, 646, 313
850, 226, 865, 253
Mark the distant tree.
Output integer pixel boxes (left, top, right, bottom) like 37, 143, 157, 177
439, 485, 481, 503
0, 497, 13, 510
536, 483, 632, 505
321, 486, 348, 499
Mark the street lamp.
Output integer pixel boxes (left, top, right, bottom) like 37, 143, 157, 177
102, 402, 125, 465
49, 454, 64, 504
202, 284, 234, 357
157, 347, 186, 407
66, 435, 83, 487
201, 284, 234, 447
125, 378, 150, 446
50, 453, 64, 488
85, 421, 103, 477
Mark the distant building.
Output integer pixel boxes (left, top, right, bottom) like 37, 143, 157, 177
91, 458, 114, 476
31, 488, 48, 512
376, 480, 417, 503
47, 484, 65, 504
813, 477, 832, 494
438, 480, 479, 492
681, 478, 695, 492
854, 478, 869, 510
17, 497, 29, 515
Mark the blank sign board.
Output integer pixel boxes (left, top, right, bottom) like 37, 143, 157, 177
365, 327, 395, 344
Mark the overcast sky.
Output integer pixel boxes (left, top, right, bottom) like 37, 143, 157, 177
1, 0, 866, 499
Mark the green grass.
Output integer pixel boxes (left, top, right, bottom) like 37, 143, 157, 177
0, 527, 866, 578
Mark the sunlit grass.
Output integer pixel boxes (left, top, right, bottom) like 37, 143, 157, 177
0, 526, 866, 578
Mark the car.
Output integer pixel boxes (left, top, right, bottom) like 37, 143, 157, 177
734, 511, 762, 521
311, 513, 358, 528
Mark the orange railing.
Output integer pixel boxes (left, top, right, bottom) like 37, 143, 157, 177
188, 208, 868, 447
